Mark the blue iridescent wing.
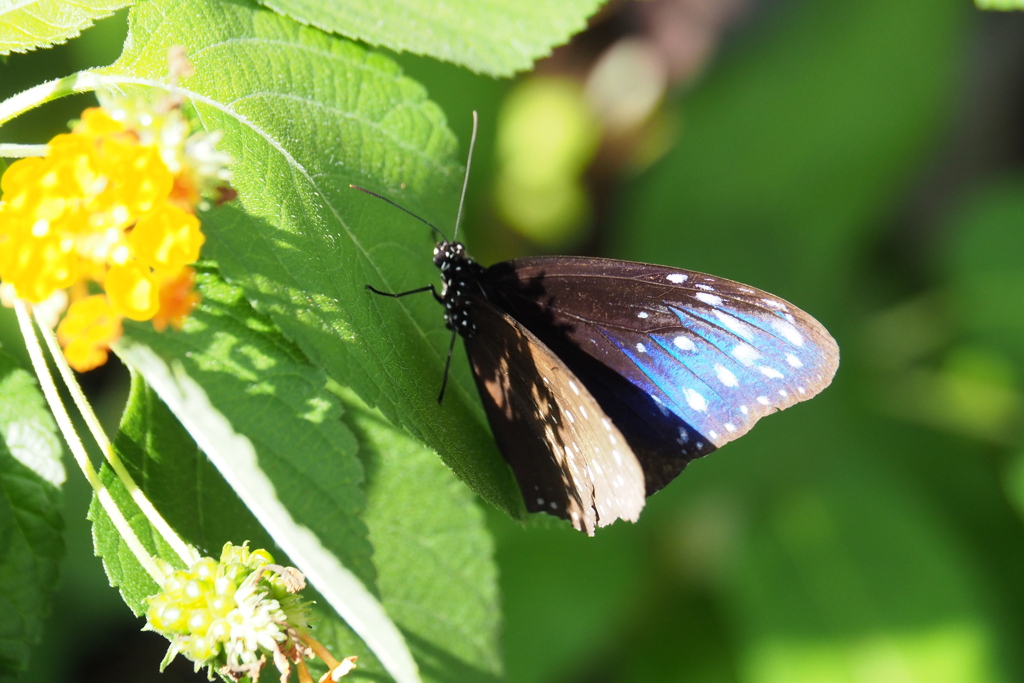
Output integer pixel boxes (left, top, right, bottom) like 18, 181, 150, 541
482, 256, 840, 493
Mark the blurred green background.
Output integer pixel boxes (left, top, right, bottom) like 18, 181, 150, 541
4, 0, 1024, 681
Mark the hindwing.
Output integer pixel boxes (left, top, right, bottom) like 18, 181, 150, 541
462, 294, 646, 535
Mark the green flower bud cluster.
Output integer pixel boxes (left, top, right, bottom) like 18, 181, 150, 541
145, 543, 298, 675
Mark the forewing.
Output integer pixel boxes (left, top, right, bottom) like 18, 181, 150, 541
462, 295, 646, 535
486, 256, 839, 454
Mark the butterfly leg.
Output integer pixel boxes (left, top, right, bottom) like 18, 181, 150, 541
365, 283, 443, 303
437, 330, 458, 404
366, 283, 457, 404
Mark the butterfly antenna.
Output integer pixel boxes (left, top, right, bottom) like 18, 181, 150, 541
349, 184, 449, 243
452, 111, 478, 242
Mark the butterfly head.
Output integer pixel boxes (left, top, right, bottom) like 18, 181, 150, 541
433, 240, 466, 269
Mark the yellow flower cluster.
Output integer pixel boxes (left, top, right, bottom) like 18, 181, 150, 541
0, 100, 229, 371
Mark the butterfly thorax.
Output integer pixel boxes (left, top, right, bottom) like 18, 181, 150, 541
434, 240, 486, 338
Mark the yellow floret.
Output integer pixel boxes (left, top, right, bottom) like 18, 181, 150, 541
106, 263, 160, 320
56, 294, 122, 372
131, 203, 205, 274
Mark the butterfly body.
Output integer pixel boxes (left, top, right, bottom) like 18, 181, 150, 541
430, 240, 839, 535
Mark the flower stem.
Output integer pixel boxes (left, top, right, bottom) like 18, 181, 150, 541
15, 299, 166, 584
0, 143, 47, 158
0, 71, 103, 128
0, 70, 197, 129
34, 310, 199, 567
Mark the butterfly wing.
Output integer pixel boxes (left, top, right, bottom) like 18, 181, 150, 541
462, 294, 646, 535
482, 256, 839, 493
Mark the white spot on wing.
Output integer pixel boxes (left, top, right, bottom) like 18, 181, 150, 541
714, 310, 754, 339
636, 342, 647, 353
667, 273, 688, 283
695, 292, 723, 306
759, 366, 784, 379
786, 353, 803, 368
756, 396, 770, 406
568, 380, 580, 395
714, 364, 739, 387
637, 311, 649, 319
725, 423, 736, 432
683, 388, 708, 412
674, 336, 696, 352
732, 343, 761, 366
772, 319, 804, 346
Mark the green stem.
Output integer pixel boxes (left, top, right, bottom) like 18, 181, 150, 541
14, 299, 167, 585
0, 72, 103, 128
0, 70, 190, 130
34, 311, 199, 567
0, 144, 47, 158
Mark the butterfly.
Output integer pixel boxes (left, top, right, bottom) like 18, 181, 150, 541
356, 115, 839, 535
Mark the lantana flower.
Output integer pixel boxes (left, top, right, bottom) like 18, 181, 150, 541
146, 542, 356, 683
0, 59, 232, 371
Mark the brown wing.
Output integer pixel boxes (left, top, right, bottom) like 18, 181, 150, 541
463, 295, 646, 535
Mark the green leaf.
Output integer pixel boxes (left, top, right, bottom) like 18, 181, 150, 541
334, 384, 503, 682
112, 266, 500, 681
108, 269, 428, 681
92, 370, 399, 679
90, 371, 276, 615
0, 350, 65, 677
88, 466, 171, 616
117, 269, 375, 588
0, 0, 130, 55
101, 0, 522, 518
256, 0, 605, 76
